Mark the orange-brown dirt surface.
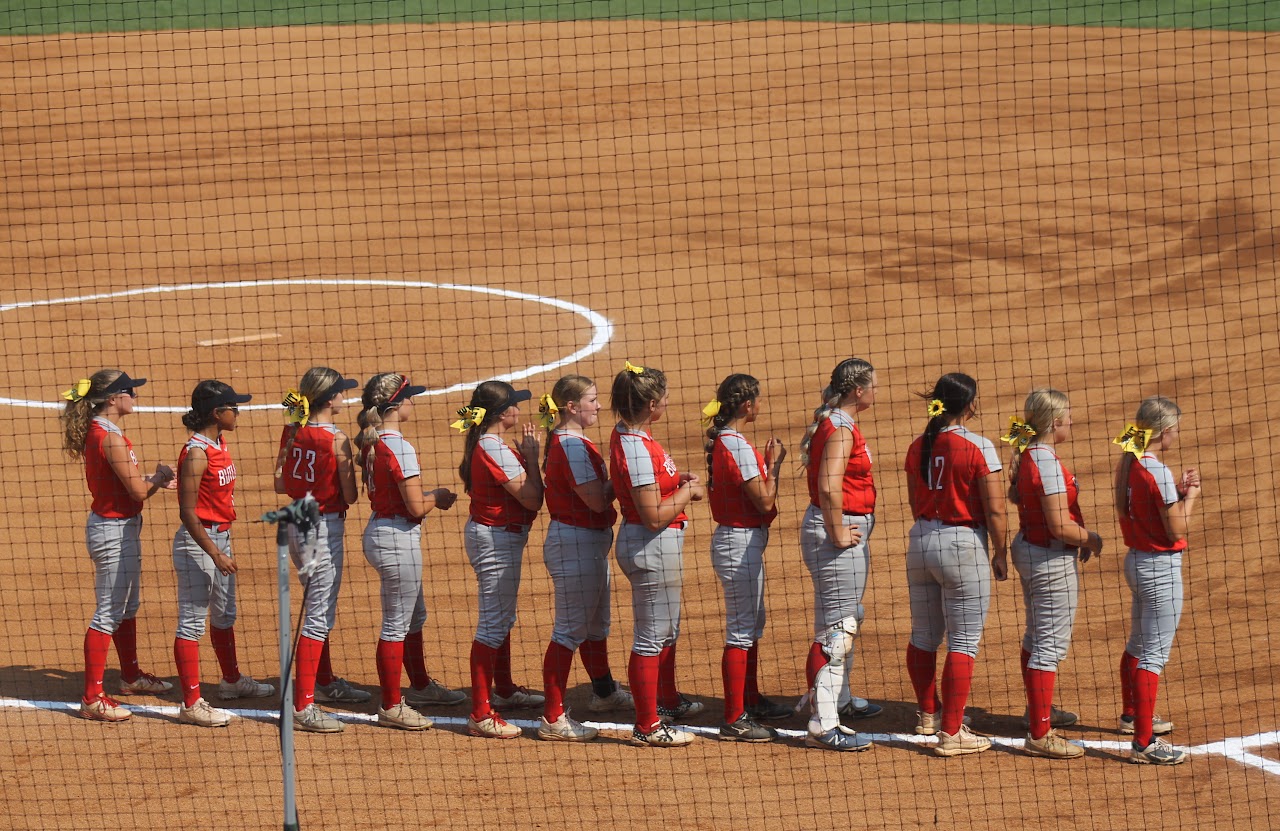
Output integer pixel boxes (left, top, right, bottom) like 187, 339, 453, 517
1, 20, 1278, 831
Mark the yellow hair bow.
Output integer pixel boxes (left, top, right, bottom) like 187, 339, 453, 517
451, 405, 487, 433
536, 394, 559, 430
927, 399, 946, 418
624, 360, 646, 375
1113, 423, 1153, 459
1000, 417, 1038, 452
282, 389, 311, 427
700, 399, 722, 428
62, 379, 93, 402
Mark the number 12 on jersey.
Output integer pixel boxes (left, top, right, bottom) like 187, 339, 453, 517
927, 456, 947, 490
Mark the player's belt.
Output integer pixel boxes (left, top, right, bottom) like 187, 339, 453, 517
842, 512, 873, 518
323, 510, 347, 519
477, 520, 530, 534
202, 522, 231, 533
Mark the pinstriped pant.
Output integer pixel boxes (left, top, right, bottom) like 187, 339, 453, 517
86, 513, 143, 634
544, 521, 614, 650
1012, 532, 1080, 672
906, 519, 991, 658
1124, 549, 1184, 675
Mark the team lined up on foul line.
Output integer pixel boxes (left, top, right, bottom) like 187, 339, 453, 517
59, 358, 1199, 765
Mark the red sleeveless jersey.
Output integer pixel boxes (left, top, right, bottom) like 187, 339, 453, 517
905, 425, 1001, 527
1119, 454, 1187, 553
468, 434, 538, 527
709, 429, 776, 528
361, 430, 421, 524
85, 418, 142, 518
179, 432, 237, 525
610, 423, 686, 528
1014, 444, 1084, 547
544, 430, 616, 529
806, 410, 876, 515
278, 424, 349, 514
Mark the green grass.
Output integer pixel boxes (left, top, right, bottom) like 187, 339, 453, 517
0, 0, 1275, 35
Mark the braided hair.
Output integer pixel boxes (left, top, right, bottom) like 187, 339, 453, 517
703, 374, 761, 490
800, 358, 875, 468
354, 372, 407, 490
916, 373, 979, 482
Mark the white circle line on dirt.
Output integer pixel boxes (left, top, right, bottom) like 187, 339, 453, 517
1, 696, 1276, 772
0, 278, 614, 412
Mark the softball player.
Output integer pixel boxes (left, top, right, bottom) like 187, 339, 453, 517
61, 370, 176, 722
537, 375, 629, 743
172, 380, 273, 728
355, 372, 460, 731
1114, 396, 1199, 765
903, 372, 1007, 757
456, 380, 545, 740
609, 361, 706, 748
797, 358, 878, 752
704, 373, 786, 743
1004, 389, 1103, 759
274, 367, 365, 733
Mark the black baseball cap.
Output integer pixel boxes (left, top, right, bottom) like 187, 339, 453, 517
492, 381, 532, 411
103, 373, 146, 394
316, 375, 360, 407
191, 381, 253, 413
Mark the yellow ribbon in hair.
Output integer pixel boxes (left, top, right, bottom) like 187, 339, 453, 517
62, 379, 93, 402
1000, 416, 1038, 452
1112, 423, 1153, 459
624, 360, 646, 375
700, 399, 722, 428
536, 394, 559, 430
927, 399, 946, 418
451, 405, 487, 433
282, 389, 311, 427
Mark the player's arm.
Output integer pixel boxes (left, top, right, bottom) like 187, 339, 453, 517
817, 428, 860, 549
743, 437, 786, 514
177, 448, 236, 575
1040, 491, 1101, 552
1159, 470, 1201, 542
334, 432, 359, 507
978, 470, 1008, 580
502, 424, 545, 512
572, 479, 613, 513
104, 431, 173, 501
631, 478, 701, 532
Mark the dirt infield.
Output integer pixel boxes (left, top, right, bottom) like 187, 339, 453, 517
1, 20, 1278, 830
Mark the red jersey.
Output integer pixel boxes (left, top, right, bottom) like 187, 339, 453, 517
362, 430, 421, 524
85, 417, 142, 519
806, 409, 876, 515
1014, 444, 1084, 547
1120, 454, 1187, 553
278, 424, 350, 514
179, 432, 237, 525
610, 423, 687, 528
468, 434, 538, 528
545, 430, 617, 530
905, 425, 1002, 527
710, 428, 776, 528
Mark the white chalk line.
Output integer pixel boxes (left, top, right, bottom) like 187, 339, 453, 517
3, 696, 1276, 769
196, 332, 283, 347
0, 278, 614, 411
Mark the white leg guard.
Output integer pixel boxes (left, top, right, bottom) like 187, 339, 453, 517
809, 617, 858, 733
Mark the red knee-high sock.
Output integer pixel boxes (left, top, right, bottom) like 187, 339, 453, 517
1026, 668, 1056, 740
542, 641, 574, 723
209, 626, 241, 683
1120, 651, 1139, 718
657, 643, 680, 708
316, 637, 335, 687
805, 642, 828, 691
940, 652, 975, 735
722, 646, 748, 723
83, 628, 112, 700
629, 651, 661, 732
174, 637, 203, 708
1020, 648, 1031, 692
470, 640, 498, 720
492, 634, 516, 698
402, 630, 430, 689
1132, 668, 1161, 747
113, 618, 141, 682
578, 638, 612, 680
744, 642, 761, 707
294, 635, 325, 711
905, 644, 939, 713
376, 639, 405, 710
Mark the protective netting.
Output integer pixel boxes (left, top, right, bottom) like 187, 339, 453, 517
2, 3, 1278, 830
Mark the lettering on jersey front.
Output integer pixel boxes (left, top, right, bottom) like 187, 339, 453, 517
662, 453, 678, 477
218, 463, 238, 487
